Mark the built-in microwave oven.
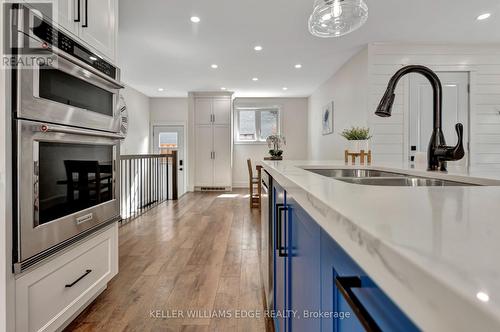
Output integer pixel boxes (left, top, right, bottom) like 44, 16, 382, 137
11, 6, 125, 272
14, 5, 124, 133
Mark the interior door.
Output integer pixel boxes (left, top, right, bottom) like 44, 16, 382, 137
153, 125, 185, 196
409, 72, 469, 167
195, 125, 214, 187
79, 0, 117, 59
212, 125, 232, 187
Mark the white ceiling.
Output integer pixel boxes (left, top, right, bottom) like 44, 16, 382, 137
119, 0, 500, 98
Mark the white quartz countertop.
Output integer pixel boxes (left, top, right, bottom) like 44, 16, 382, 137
262, 160, 500, 332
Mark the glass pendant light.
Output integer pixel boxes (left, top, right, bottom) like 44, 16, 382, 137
308, 0, 368, 38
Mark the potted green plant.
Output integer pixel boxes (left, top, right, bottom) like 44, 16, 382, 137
266, 135, 286, 160
340, 126, 372, 153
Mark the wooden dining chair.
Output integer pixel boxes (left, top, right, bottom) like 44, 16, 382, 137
247, 159, 261, 209
64, 160, 112, 205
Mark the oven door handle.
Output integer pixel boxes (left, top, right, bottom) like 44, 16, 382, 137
35, 124, 124, 139
49, 46, 124, 89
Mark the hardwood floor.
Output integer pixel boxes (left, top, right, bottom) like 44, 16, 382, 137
65, 190, 269, 332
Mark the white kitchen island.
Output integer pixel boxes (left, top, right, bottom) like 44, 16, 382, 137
263, 160, 500, 332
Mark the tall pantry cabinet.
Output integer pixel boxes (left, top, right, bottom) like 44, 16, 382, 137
191, 92, 233, 190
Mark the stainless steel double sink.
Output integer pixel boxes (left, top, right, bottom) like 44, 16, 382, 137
304, 168, 478, 187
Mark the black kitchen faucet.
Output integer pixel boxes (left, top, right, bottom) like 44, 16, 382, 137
375, 65, 464, 171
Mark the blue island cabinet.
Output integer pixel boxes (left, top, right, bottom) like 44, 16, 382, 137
320, 229, 420, 332
288, 196, 321, 332
273, 182, 289, 332
271, 180, 420, 332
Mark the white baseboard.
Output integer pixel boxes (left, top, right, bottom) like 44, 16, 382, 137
232, 181, 249, 188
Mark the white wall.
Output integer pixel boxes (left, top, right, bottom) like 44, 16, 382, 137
150, 97, 188, 123
308, 47, 369, 160
149, 97, 308, 188
367, 43, 500, 167
149, 97, 192, 190
233, 98, 309, 187
121, 86, 150, 154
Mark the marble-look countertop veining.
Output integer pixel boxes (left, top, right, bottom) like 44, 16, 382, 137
262, 160, 500, 332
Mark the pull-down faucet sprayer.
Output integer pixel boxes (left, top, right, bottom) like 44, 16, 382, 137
375, 65, 464, 171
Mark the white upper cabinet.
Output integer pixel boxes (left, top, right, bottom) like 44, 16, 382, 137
78, 0, 117, 61
195, 98, 232, 125
27, 0, 118, 61
195, 98, 213, 125
55, 0, 79, 35
213, 99, 231, 125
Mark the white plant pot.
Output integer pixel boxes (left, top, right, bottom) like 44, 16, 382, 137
348, 140, 370, 153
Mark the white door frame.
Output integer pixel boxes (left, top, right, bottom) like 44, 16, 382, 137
402, 65, 476, 165
150, 121, 188, 196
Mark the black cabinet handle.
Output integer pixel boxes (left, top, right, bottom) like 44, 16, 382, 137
335, 276, 382, 332
65, 269, 92, 288
82, 0, 89, 27
74, 0, 81, 22
276, 203, 287, 257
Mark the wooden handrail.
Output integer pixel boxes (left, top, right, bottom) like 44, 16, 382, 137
120, 152, 176, 160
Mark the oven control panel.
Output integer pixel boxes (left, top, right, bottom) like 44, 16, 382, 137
32, 16, 117, 80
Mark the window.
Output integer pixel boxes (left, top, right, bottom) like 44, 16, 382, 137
235, 107, 280, 143
158, 132, 178, 154
159, 132, 178, 149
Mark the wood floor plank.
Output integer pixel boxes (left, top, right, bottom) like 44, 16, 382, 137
65, 190, 267, 332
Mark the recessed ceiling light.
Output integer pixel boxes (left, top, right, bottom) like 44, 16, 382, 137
211, 64, 218, 69
221, 87, 226, 90
294, 64, 302, 69
477, 13, 491, 21
476, 292, 490, 302
190, 16, 200, 23
254, 45, 263, 51
282, 87, 288, 91
158, 88, 164, 92
252, 77, 259, 81
89, 56, 97, 61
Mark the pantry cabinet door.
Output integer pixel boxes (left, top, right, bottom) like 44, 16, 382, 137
195, 125, 214, 187
195, 98, 213, 125
212, 125, 232, 187
212, 98, 231, 125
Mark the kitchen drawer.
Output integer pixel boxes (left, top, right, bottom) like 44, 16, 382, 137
15, 223, 118, 332
320, 230, 418, 332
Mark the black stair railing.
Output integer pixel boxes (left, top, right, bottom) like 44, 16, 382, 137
119, 151, 178, 223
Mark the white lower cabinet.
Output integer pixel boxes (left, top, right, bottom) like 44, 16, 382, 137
15, 223, 119, 332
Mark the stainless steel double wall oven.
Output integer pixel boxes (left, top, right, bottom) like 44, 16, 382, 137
12, 5, 124, 272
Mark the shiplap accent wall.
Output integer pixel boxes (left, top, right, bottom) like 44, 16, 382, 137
367, 43, 500, 167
